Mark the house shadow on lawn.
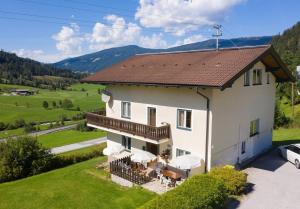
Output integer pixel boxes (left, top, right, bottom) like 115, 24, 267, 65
226, 183, 255, 209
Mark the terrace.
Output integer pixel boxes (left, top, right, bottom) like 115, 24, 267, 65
108, 153, 189, 193
86, 111, 170, 143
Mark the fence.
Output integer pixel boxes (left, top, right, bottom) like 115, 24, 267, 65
109, 156, 152, 185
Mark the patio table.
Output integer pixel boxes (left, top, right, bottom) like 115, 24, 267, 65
162, 170, 182, 180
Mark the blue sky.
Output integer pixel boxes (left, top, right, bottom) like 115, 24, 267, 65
0, 0, 299, 63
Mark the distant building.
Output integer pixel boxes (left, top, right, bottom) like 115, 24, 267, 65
10, 89, 34, 96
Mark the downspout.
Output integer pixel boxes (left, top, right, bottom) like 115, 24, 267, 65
196, 87, 210, 173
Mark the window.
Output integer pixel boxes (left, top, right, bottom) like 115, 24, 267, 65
241, 141, 246, 154
121, 101, 131, 119
177, 109, 192, 129
250, 119, 259, 136
267, 72, 270, 84
122, 136, 131, 150
176, 148, 191, 157
286, 145, 300, 154
244, 71, 250, 86
253, 69, 262, 85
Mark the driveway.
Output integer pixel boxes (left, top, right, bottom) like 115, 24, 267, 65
229, 149, 300, 209
50, 137, 107, 154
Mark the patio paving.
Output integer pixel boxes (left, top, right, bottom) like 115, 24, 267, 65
142, 179, 174, 194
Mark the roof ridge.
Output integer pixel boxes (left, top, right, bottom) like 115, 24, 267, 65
136, 45, 271, 56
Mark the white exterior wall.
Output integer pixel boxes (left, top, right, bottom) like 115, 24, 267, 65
209, 61, 276, 167
105, 85, 209, 167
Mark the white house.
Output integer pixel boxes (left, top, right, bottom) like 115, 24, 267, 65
83, 45, 293, 174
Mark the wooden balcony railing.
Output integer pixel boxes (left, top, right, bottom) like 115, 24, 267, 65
86, 111, 170, 141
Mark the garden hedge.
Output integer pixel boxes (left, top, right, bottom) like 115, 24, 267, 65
208, 166, 247, 195
140, 174, 228, 209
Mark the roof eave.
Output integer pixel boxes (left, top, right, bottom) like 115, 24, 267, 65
81, 80, 222, 89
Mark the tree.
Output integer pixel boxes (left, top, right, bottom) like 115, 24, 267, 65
0, 137, 53, 182
42, 101, 49, 109
61, 99, 73, 109
52, 101, 57, 108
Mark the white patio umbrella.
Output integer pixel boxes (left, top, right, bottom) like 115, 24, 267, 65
131, 150, 157, 163
102, 144, 125, 156
169, 154, 201, 170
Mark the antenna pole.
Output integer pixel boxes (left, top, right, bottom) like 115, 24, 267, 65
212, 24, 222, 50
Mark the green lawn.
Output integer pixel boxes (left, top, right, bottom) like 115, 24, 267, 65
0, 83, 104, 124
0, 120, 82, 139
273, 128, 300, 146
279, 96, 300, 124
37, 129, 106, 148
60, 143, 107, 157
0, 157, 156, 209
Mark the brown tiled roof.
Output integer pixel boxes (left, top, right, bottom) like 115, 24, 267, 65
82, 45, 293, 89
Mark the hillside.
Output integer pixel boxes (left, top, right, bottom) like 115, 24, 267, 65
271, 21, 300, 126
54, 36, 272, 72
0, 50, 83, 89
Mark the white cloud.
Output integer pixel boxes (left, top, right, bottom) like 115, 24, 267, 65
87, 15, 169, 50
139, 33, 168, 48
135, 0, 244, 36
88, 15, 141, 50
174, 34, 208, 46
52, 23, 84, 55
13, 49, 65, 63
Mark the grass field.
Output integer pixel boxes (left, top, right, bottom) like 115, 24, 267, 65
0, 157, 156, 209
273, 128, 300, 146
279, 96, 300, 124
0, 120, 82, 139
0, 83, 104, 124
60, 143, 107, 157
37, 129, 106, 148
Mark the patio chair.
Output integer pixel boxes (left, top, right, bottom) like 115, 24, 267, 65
160, 176, 167, 184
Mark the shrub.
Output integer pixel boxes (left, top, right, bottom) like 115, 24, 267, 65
52, 101, 57, 108
72, 112, 86, 121
208, 166, 247, 195
24, 123, 37, 133
0, 122, 7, 131
61, 99, 74, 109
140, 175, 227, 209
0, 137, 54, 182
76, 121, 93, 132
42, 101, 49, 109
14, 118, 26, 128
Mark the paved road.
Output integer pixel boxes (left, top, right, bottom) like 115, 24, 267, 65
0, 124, 77, 142
50, 137, 107, 154
28, 124, 77, 137
228, 149, 300, 209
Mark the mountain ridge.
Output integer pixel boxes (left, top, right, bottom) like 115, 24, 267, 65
54, 36, 273, 72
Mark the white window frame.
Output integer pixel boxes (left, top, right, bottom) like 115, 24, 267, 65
121, 101, 131, 119
253, 69, 262, 85
176, 148, 191, 157
122, 136, 131, 150
177, 109, 192, 130
241, 141, 246, 154
266, 72, 270, 84
244, 71, 250, 86
250, 119, 259, 137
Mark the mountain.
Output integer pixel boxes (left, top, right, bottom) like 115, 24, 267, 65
0, 50, 82, 89
271, 21, 300, 104
272, 21, 300, 72
54, 36, 273, 72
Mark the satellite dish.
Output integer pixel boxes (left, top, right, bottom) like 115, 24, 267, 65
101, 90, 112, 103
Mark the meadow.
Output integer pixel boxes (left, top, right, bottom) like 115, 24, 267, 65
0, 83, 105, 124
37, 129, 106, 148
0, 157, 156, 209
